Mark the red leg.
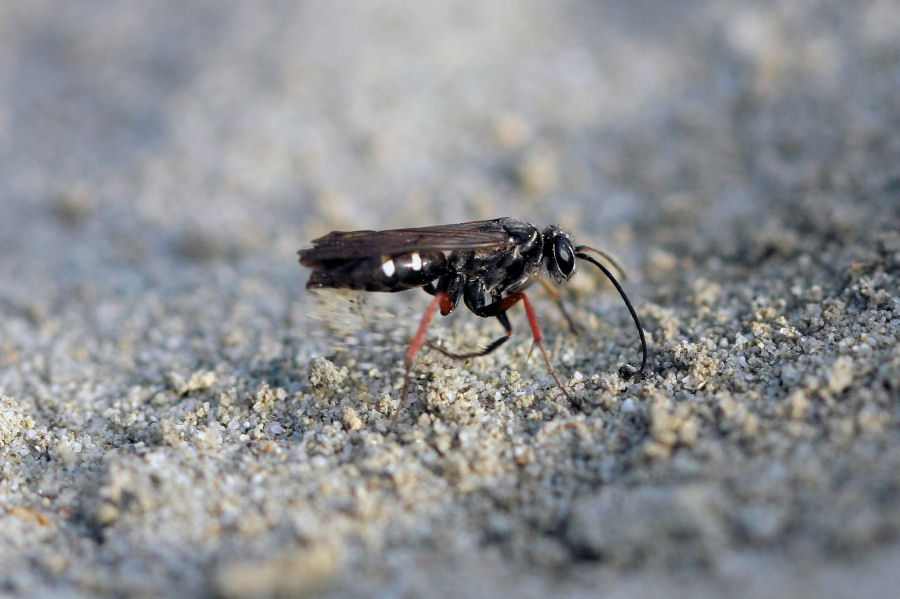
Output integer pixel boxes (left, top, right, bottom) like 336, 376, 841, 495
497, 292, 571, 401
538, 275, 580, 335
393, 291, 451, 424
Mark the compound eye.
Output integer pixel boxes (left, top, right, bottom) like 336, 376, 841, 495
554, 237, 575, 276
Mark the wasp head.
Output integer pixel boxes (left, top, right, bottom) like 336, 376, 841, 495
541, 226, 577, 283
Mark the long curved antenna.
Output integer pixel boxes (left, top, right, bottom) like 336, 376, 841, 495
574, 245, 627, 282
574, 252, 647, 373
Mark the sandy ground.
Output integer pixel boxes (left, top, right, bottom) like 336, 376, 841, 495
2, 1, 899, 597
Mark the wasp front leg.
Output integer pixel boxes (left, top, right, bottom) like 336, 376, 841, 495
538, 275, 582, 336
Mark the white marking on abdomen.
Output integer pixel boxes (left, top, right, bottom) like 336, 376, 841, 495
410, 252, 422, 271
381, 259, 396, 277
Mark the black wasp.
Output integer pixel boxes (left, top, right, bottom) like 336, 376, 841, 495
298, 217, 647, 421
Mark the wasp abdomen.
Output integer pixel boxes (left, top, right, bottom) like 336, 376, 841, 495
306, 251, 447, 292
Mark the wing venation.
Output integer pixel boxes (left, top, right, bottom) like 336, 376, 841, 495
298, 219, 514, 263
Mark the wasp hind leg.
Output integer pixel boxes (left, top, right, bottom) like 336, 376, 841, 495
393, 291, 453, 425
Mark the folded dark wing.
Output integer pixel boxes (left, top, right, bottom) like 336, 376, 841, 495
298, 219, 514, 264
